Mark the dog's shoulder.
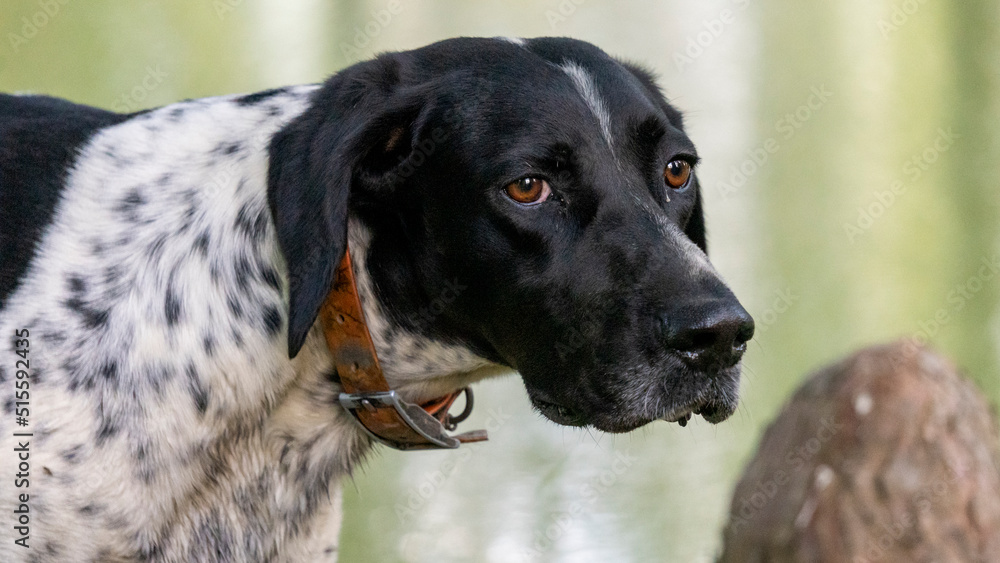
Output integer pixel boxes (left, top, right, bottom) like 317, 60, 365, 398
0, 85, 342, 561
0, 87, 319, 309
0, 94, 131, 306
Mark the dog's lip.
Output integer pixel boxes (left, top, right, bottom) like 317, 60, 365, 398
527, 366, 740, 430
661, 398, 705, 423
531, 396, 589, 427
533, 394, 732, 431
662, 407, 695, 426
660, 396, 730, 426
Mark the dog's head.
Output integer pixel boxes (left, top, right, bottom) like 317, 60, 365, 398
268, 37, 753, 433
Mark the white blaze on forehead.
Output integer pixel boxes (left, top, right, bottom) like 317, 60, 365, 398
559, 61, 615, 150
497, 36, 526, 46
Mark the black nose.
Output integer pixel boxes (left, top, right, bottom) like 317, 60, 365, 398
659, 302, 754, 371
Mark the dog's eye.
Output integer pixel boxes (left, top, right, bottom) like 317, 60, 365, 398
664, 160, 692, 190
504, 178, 551, 205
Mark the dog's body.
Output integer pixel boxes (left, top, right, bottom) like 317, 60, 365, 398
0, 86, 366, 561
0, 37, 752, 561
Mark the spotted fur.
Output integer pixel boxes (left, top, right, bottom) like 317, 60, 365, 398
0, 82, 503, 561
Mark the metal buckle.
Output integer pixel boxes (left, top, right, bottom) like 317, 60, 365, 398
443, 387, 475, 431
338, 389, 485, 450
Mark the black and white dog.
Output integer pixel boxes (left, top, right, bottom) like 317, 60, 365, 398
0, 37, 753, 561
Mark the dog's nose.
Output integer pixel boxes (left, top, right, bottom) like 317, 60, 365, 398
659, 302, 754, 371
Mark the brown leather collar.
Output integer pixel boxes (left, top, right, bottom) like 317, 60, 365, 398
319, 249, 487, 450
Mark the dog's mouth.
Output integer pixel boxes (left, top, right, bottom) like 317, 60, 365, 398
527, 367, 741, 433
659, 395, 732, 426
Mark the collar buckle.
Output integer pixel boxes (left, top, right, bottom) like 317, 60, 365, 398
338, 388, 486, 450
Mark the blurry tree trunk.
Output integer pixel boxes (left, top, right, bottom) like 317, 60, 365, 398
719, 340, 1000, 563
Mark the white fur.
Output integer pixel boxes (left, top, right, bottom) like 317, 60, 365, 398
0, 87, 502, 562
560, 62, 615, 151
496, 36, 526, 46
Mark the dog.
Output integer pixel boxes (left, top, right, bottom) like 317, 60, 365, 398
0, 37, 753, 561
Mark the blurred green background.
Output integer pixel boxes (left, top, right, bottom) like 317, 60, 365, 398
2, 1, 998, 561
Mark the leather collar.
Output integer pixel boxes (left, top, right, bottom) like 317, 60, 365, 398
319, 249, 487, 450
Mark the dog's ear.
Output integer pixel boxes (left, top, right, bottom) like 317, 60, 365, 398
684, 189, 707, 254
268, 56, 428, 358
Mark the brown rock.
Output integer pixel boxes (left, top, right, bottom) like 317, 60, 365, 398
719, 340, 1000, 563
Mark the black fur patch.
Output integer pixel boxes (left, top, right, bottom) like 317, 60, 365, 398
235, 87, 290, 106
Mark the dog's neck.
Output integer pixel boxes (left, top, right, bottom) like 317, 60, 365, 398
327, 219, 508, 402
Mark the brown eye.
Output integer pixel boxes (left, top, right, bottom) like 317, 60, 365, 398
664, 159, 692, 189
504, 177, 551, 205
